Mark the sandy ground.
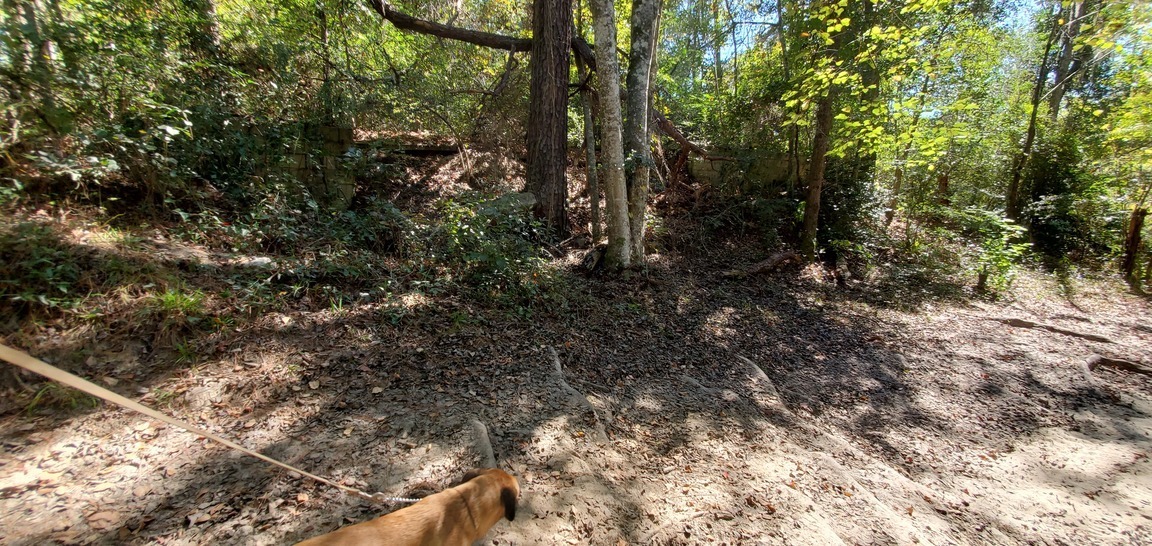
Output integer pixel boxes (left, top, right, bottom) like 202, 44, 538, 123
2, 263, 1150, 545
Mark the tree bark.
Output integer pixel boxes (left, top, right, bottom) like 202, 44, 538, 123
1049, 0, 1094, 120
589, 0, 631, 269
1122, 207, 1147, 281
369, 0, 532, 52
801, 93, 834, 261
368, 0, 598, 69
624, 0, 661, 263
525, 0, 572, 236
576, 53, 601, 243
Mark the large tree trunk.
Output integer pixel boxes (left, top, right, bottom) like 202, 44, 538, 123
525, 0, 572, 236
800, 93, 834, 261
589, 0, 630, 269
1007, 14, 1057, 221
624, 0, 661, 264
1122, 207, 1147, 281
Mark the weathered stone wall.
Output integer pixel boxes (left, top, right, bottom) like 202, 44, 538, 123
253, 124, 357, 212
291, 126, 356, 212
688, 151, 805, 195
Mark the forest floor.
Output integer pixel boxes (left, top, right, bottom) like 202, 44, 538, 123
2, 172, 1151, 545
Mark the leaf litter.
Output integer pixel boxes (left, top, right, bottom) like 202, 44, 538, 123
0, 256, 1150, 545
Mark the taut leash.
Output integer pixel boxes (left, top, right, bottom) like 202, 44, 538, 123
0, 343, 418, 505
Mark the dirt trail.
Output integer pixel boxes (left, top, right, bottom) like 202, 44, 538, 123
2, 268, 1150, 545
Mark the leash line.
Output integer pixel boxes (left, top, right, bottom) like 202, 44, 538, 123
0, 343, 418, 505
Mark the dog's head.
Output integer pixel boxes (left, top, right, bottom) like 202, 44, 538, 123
458, 468, 520, 521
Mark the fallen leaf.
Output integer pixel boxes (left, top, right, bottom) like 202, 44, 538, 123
87, 510, 120, 530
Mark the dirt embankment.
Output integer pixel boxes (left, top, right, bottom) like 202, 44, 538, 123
2, 261, 1150, 545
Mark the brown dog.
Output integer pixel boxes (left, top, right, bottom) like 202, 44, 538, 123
295, 468, 519, 546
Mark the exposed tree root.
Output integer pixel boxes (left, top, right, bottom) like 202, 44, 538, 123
993, 318, 1114, 343
735, 353, 948, 544
735, 354, 782, 400
470, 418, 496, 468
548, 346, 608, 443
1086, 354, 1152, 377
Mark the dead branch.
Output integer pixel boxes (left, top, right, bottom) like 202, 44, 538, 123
721, 251, 803, 279
993, 318, 1114, 343
368, 1, 596, 68
1086, 354, 1152, 377
652, 109, 734, 162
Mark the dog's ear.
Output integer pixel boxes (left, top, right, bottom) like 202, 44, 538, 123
500, 486, 517, 521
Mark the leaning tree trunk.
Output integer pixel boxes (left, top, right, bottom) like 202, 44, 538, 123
800, 93, 834, 261
1007, 13, 1057, 221
525, 0, 573, 236
1049, 0, 1094, 121
624, 0, 661, 263
589, 0, 630, 269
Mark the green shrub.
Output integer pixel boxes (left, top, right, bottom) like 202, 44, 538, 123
940, 207, 1030, 293
430, 193, 549, 292
0, 222, 84, 313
